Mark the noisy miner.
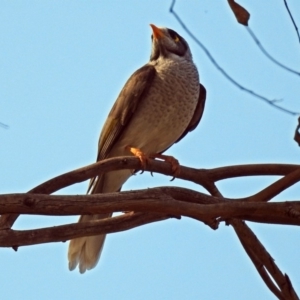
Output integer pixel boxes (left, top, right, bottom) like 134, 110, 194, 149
68, 24, 207, 273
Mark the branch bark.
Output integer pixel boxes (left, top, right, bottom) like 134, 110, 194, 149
1, 190, 300, 227
1, 157, 299, 299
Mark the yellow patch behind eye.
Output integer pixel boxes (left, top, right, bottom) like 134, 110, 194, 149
174, 36, 180, 43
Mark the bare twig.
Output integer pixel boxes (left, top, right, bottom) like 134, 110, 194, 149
246, 27, 300, 76
294, 117, 300, 146
169, 0, 299, 116
0, 122, 9, 129
283, 0, 300, 44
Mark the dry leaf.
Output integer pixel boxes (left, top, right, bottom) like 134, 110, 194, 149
294, 117, 300, 146
228, 0, 250, 26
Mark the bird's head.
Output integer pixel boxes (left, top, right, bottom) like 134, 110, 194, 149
149, 24, 192, 62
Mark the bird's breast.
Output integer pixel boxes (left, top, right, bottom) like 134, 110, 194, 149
113, 59, 199, 155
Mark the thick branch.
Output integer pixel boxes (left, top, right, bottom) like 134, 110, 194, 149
1, 190, 300, 226
1, 157, 299, 298
1, 158, 299, 230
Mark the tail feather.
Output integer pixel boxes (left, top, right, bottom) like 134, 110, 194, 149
68, 213, 111, 273
67, 169, 132, 273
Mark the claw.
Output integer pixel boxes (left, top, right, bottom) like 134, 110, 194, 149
150, 153, 180, 180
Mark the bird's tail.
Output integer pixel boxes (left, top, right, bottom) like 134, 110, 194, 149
68, 213, 112, 274
67, 169, 132, 273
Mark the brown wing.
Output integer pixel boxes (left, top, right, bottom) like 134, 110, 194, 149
87, 64, 156, 193
174, 83, 206, 144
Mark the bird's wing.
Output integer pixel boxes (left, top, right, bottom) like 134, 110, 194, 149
174, 83, 206, 144
87, 65, 156, 193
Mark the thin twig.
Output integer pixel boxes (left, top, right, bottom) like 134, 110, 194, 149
246, 167, 300, 202
284, 0, 300, 44
246, 27, 300, 76
0, 122, 9, 129
169, 0, 299, 116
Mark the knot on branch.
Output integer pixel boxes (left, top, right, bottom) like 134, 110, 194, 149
286, 206, 300, 219
24, 197, 36, 207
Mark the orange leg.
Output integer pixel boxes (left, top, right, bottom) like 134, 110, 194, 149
150, 153, 180, 179
125, 146, 149, 170
125, 146, 180, 179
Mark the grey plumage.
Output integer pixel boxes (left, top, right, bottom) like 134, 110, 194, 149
68, 24, 206, 273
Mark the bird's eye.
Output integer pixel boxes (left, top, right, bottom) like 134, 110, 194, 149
174, 36, 180, 43
167, 29, 180, 43
151, 34, 153, 40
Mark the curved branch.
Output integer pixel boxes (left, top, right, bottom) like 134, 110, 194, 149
1, 157, 299, 229
246, 27, 300, 76
208, 179, 299, 299
0, 212, 168, 248
0, 122, 9, 129
0, 157, 299, 298
169, 0, 299, 116
208, 163, 300, 181
247, 167, 300, 202
232, 219, 299, 300
283, 0, 300, 44
1, 189, 300, 226
236, 234, 282, 299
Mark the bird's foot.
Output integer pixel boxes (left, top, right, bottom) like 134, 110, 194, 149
150, 153, 180, 180
126, 146, 149, 172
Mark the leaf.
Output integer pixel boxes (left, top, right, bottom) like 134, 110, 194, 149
228, 0, 250, 26
294, 117, 300, 146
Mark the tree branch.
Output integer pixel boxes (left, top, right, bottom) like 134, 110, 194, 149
1, 190, 300, 226
1, 157, 300, 298
0, 212, 168, 248
0, 122, 9, 129
246, 27, 300, 77
169, 0, 299, 116
203, 175, 299, 299
283, 0, 300, 44
1, 157, 299, 229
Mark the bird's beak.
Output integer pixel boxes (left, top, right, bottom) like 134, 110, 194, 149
150, 24, 164, 39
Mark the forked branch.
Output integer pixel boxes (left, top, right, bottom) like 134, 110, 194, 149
0, 156, 299, 299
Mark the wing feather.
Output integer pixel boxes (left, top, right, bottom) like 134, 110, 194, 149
174, 83, 206, 144
87, 65, 156, 193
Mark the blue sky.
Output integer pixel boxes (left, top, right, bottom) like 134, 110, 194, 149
1, 1, 300, 299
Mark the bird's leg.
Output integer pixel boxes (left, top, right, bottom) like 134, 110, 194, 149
125, 146, 149, 172
150, 153, 180, 180
125, 146, 180, 179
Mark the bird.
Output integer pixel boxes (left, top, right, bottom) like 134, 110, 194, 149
68, 24, 206, 273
